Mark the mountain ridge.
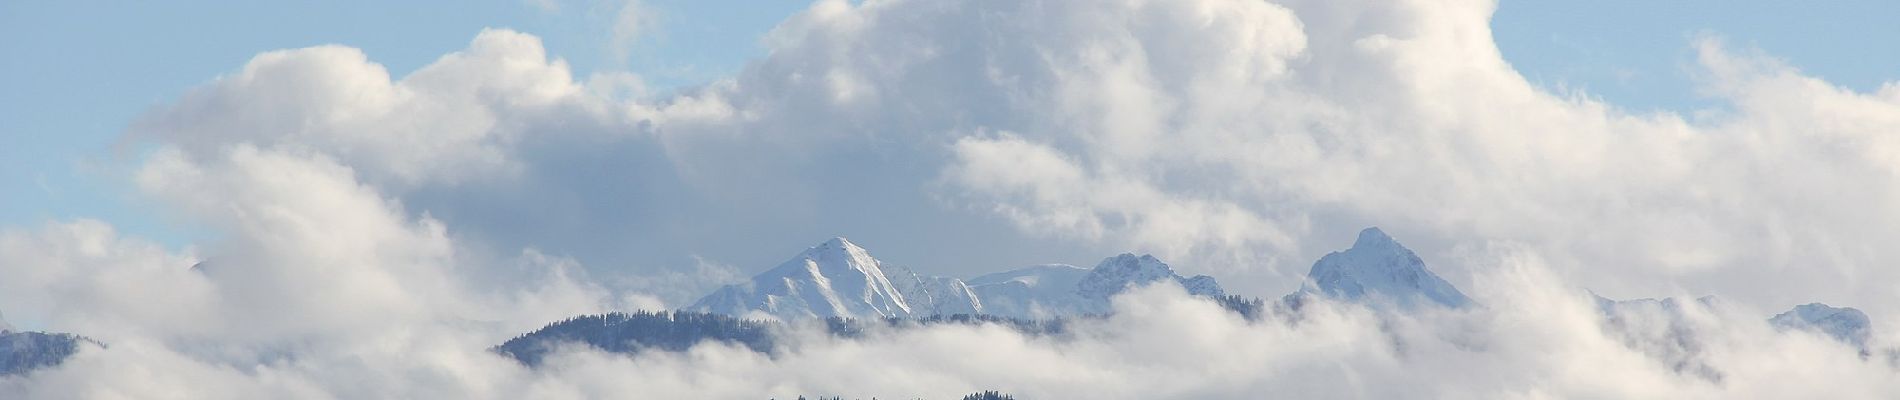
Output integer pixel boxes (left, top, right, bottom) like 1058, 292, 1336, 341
687, 239, 1229, 320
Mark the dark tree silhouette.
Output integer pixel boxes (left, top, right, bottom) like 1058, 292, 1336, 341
1214, 294, 1267, 322
961, 390, 1016, 400
497, 310, 1082, 366
1, 330, 96, 376
494, 310, 777, 366
498, 296, 1293, 367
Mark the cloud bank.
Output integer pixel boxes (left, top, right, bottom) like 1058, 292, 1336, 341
4, 0, 1900, 397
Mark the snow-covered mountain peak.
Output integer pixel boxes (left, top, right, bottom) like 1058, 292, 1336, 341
1077, 254, 1224, 301
688, 237, 994, 320
1290, 227, 1473, 309
1353, 227, 1399, 249
1093, 254, 1173, 278
816, 236, 857, 251
800, 236, 873, 266
1770, 303, 1872, 349
688, 237, 922, 320
1078, 254, 1179, 298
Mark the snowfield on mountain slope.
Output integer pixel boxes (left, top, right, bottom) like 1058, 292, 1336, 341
690, 238, 1232, 320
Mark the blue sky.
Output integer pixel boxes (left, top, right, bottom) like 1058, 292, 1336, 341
3, 0, 1898, 257
1493, 0, 1900, 112
0, 0, 812, 247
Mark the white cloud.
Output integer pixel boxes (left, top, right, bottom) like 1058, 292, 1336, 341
0, 219, 209, 339
946, 132, 1294, 263
134, 29, 603, 187
3, 216, 1897, 398
7, 0, 1900, 397
668, 0, 1900, 318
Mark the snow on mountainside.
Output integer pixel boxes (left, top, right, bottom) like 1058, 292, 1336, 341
688, 237, 1228, 320
1077, 254, 1222, 298
691, 238, 934, 320
966, 255, 1224, 318
687, 237, 966, 320
968, 264, 1091, 289
1285, 227, 1473, 310
1771, 303, 1873, 349
966, 265, 1091, 318
891, 267, 985, 316
1074, 254, 1224, 313
530, 230, 1899, 373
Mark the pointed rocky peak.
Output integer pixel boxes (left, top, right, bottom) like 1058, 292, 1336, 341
1293, 226, 1472, 309
815, 236, 860, 253
797, 237, 875, 267
1353, 227, 1399, 249
0, 310, 11, 334
1077, 254, 1180, 298
686, 237, 917, 320
1770, 303, 1872, 349
746, 236, 890, 286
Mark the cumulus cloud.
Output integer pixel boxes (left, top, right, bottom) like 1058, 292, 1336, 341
134, 29, 604, 187
649, 0, 1900, 319
946, 132, 1294, 259
546, 0, 1900, 328
6, 0, 1900, 397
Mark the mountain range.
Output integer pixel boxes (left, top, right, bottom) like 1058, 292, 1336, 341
689, 228, 1471, 321
1771, 303, 1874, 350
685, 237, 1226, 320
680, 227, 1877, 352
2, 227, 1883, 377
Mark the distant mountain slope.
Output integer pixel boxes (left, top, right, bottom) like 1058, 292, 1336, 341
965, 254, 1226, 318
689, 238, 1226, 320
1284, 227, 1472, 310
1590, 294, 1724, 381
1771, 303, 1873, 350
0, 330, 93, 376
891, 267, 985, 316
687, 238, 978, 320
966, 264, 1091, 318
495, 311, 776, 367
516, 228, 1898, 385
1072, 254, 1224, 314
496, 311, 1071, 366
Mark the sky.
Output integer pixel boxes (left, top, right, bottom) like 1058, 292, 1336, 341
6, 0, 1900, 283
4, 0, 1900, 397
0, 0, 811, 248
